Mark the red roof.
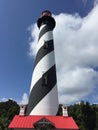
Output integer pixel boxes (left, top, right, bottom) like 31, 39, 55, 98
8, 115, 79, 129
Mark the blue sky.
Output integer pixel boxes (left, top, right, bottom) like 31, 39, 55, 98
0, 0, 98, 104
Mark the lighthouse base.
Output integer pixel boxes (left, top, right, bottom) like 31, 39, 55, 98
8, 115, 79, 130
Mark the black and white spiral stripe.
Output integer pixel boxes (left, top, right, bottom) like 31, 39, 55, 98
26, 17, 58, 115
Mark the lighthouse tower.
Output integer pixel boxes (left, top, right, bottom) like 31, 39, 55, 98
26, 10, 58, 115
8, 11, 79, 130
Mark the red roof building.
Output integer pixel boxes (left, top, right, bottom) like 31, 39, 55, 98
8, 115, 79, 130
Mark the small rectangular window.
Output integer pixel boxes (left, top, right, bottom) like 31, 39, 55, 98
42, 73, 48, 86
44, 42, 48, 49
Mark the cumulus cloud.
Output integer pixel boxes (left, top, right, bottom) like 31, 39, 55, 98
58, 68, 98, 104
0, 97, 8, 102
94, 0, 98, 6
20, 93, 28, 105
28, 4, 98, 104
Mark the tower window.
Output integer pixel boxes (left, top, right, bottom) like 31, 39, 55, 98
44, 42, 48, 49
42, 73, 48, 86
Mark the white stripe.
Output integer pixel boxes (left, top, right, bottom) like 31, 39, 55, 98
39, 24, 46, 31
30, 51, 55, 92
37, 31, 53, 52
30, 85, 58, 115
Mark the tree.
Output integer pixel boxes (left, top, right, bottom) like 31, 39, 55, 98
68, 101, 96, 130
0, 99, 19, 130
80, 102, 96, 130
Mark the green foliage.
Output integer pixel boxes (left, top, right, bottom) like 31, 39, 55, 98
57, 101, 98, 130
0, 99, 19, 130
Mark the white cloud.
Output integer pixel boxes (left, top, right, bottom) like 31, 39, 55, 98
58, 68, 98, 104
94, 0, 98, 6
0, 97, 8, 102
0, 97, 14, 102
28, 24, 39, 57
28, 4, 98, 104
20, 93, 28, 105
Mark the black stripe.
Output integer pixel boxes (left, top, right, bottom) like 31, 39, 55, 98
38, 25, 53, 41
34, 40, 54, 69
26, 65, 57, 115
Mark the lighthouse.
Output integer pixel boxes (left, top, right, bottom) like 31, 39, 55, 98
8, 11, 79, 130
26, 10, 58, 115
